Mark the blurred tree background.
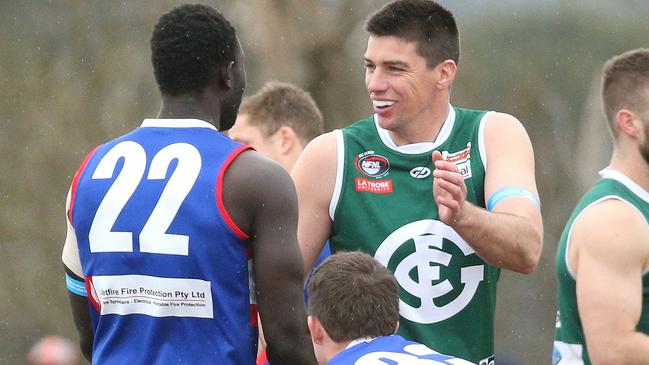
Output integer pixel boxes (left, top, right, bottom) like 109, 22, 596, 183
1, 0, 647, 363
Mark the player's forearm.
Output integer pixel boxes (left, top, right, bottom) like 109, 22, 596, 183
453, 202, 542, 273
297, 219, 331, 277
588, 333, 649, 365
263, 298, 316, 365
256, 260, 316, 364
67, 292, 93, 360
266, 326, 317, 365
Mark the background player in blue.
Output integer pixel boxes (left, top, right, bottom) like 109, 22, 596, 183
307, 251, 475, 365
61, 4, 316, 365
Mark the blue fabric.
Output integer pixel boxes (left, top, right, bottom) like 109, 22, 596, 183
487, 186, 540, 211
328, 335, 472, 364
304, 241, 332, 303
70, 123, 257, 365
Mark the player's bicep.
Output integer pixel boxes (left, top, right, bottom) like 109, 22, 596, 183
291, 133, 337, 272
483, 113, 540, 216
574, 202, 648, 347
251, 164, 304, 282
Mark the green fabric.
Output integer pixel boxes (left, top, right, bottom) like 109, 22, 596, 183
330, 107, 499, 363
554, 172, 649, 365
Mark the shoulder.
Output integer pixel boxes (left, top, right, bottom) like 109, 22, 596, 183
483, 112, 528, 136
226, 149, 294, 195
574, 197, 647, 233
572, 197, 649, 261
482, 111, 533, 161
223, 150, 297, 233
297, 131, 338, 163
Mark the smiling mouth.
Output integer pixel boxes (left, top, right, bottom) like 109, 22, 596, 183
372, 100, 396, 109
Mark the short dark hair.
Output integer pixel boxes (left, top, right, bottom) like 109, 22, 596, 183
239, 82, 323, 144
365, 0, 459, 68
308, 251, 400, 342
151, 4, 237, 96
602, 48, 649, 138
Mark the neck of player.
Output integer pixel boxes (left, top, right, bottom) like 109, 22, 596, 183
157, 94, 219, 126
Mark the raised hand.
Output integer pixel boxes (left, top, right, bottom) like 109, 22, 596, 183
432, 150, 467, 226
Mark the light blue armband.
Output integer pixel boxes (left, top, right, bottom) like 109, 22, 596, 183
487, 187, 540, 211
66, 273, 87, 297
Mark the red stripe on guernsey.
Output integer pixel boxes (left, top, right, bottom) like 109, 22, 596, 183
85, 276, 102, 312
216, 145, 253, 240
68, 146, 99, 223
250, 303, 258, 327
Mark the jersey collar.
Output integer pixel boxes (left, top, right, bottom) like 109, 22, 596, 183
140, 118, 218, 131
345, 337, 378, 350
374, 105, 455, 154
600, 168, 649, 204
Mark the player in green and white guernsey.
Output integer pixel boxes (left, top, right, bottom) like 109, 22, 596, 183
553, 49, 649, 365
292, 1, 543, 364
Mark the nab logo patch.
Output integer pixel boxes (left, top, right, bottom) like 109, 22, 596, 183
410, 166, 431, 179
355, 152, 390, 178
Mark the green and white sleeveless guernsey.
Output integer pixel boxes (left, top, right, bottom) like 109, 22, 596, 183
553, 168, 649, 365
330, 106, 498, 364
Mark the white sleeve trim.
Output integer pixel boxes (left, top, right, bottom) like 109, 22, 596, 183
477, 111, 492, 171
329, 129, 345, 220
62, 188, 84, 278
564, 195, 649, 278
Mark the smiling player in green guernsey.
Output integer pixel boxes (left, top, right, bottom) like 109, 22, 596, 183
291, 1, 543, 364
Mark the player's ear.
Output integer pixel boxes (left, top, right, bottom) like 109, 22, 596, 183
436, 59, 457, 90
307, 316, 323, 345
617, 109, 641, 138
276, 126, 297, 154
394, 320, 400, 334
212, 62, 236, 90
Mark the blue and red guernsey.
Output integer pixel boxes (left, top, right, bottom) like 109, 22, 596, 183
68, 119, 256, 365
327, 335, 475, 365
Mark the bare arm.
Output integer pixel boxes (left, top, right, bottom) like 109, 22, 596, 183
223, 150, 316, 365
572, 199, 649, 364
291, 132, 337, 274
64, 266, 93, 361
433, 112, 542, 273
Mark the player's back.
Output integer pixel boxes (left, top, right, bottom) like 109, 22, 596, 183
68, 119, 256, 364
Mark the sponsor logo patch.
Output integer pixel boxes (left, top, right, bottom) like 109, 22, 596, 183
355, 151, 390, 178
410, 166, 431, 179
441, 143, 472, 179
89, 274, 213, 318
355, 178, 393, 194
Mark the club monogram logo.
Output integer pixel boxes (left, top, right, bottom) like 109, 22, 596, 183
374, 220, 484, 324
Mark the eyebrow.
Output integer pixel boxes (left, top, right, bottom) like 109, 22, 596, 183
363, 57, 410, 69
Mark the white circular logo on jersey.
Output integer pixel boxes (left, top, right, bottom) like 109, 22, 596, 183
410, 166, 431, 179
374, 220, 484, 324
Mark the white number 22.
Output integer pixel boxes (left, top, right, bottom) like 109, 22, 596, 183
88, 141, 201, 255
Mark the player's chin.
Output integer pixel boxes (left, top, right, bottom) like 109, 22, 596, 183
375, 115, 398, 130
